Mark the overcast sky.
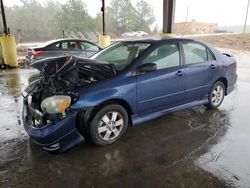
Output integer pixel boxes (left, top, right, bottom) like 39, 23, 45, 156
4, 0, 250, 27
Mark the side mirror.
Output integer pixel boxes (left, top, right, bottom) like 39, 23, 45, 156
137, 63, 157, 73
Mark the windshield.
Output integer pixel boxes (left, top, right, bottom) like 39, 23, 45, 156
91, 42, 151, 71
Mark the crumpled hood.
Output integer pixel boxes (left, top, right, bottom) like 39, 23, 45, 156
31, 56, 116, 78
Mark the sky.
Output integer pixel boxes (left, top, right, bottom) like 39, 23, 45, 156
4, 0, 250, 27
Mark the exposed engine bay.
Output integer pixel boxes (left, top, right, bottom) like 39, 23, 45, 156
25, 56, 116, 112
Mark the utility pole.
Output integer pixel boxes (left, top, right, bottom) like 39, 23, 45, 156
243, 0, 250, 33
185, 5, 189, 23
99, 0, 110, 48
0, 0, 8, 34
101, 0, 106, 35
185, 5, 189, 34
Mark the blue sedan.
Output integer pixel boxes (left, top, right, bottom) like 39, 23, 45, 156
22, 38, 237, 152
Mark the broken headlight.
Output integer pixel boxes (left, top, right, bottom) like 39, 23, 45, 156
41, 95, 71, 114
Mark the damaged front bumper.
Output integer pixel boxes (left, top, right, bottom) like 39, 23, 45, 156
22, 98, 84, 153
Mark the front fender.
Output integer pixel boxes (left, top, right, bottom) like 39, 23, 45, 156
70, 76, 137, 113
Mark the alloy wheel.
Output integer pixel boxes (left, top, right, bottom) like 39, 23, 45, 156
211, 85, 224, 106
98, 111, 124, 141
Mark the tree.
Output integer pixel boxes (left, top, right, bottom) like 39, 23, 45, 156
3, 0, 59, 41
1, 0, 156, 41
49, 0, 92, 36
134, 0, 155, 32
107, 0, 137, 35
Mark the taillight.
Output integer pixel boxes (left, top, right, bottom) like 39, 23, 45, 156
32, 50, 43, 56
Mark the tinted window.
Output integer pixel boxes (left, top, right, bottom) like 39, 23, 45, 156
80, 42, 99, 51
183, 42, 208, 64
143, 43, 180, 70
55, 42, 60, 48
60, 41, 79, 50
48, 42, 61, 49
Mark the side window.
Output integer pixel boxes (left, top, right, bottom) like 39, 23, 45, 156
143, 43, 180, 70
80, 42, 99, 51
61, 42, 68, 49
61, 41, 79, 50
48, 42, 61, 49
183, 42, 208, 64
55, 42, 60, 48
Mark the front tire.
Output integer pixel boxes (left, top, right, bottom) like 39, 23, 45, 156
206, 81, 225, 109
89, 104, 128, 146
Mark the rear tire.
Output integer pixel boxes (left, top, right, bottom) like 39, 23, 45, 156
89, 104, 128, 146
206, 81, 225, 109
0, 64, 6, 69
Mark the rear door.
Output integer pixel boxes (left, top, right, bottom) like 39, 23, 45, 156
182, 42, 217, 102
136, 43, 186, 115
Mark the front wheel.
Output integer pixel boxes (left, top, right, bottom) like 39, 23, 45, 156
206, 81, 225, 109
89, 104, 128, 146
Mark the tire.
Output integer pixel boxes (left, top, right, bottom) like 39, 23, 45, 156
0, 64, 6, 69
89, 104, 128, 146
206, 81, 225, 109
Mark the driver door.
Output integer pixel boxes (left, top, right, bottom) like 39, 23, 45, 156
136, 43, 186, 115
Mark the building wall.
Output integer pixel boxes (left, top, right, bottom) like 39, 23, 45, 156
174, 21, 218, 34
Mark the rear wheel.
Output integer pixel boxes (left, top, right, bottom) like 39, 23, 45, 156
0, 64, 6, 69
206, 81, 225, 109
89, 104, 128, 146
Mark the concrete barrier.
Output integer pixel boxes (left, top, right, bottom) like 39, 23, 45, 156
98, 35, 110, 48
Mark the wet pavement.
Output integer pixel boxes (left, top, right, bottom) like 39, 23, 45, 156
0, 49, 250, 187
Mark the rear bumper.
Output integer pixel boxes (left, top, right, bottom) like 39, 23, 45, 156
226, 74, 237, 95
22, 100, 84, 153
227, 85, 235, 95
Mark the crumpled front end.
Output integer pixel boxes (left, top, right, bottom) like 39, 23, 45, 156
22, 56, 116, 152
22, 97, 84, 153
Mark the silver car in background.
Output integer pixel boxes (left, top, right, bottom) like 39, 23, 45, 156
27, 38, 102, 63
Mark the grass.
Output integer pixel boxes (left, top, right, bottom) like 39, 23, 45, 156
191, 33, 250, 51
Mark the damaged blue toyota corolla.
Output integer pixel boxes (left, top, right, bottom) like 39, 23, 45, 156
22, 38, 237, 153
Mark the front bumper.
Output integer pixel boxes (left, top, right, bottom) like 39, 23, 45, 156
22, 99, 84, 152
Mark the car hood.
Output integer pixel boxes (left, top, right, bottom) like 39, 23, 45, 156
31, 56, 116, 78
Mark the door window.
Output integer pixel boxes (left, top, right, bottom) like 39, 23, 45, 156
59, 41, 79, 50
143, 43, 180, 70
182, 42, 212, 64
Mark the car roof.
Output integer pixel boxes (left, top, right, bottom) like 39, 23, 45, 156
117, 37, 197, 44
51, 38, 93, 43
37, 38, 97, 48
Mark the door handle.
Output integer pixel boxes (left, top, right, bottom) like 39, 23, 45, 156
176, 70, 184, 76
210, 64, 216, 69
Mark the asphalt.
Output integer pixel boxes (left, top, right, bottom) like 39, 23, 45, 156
0, 49, 250, 188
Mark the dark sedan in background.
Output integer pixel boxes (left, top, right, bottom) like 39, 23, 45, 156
22, 38, 237, 152
27, 38, 102, 63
